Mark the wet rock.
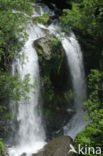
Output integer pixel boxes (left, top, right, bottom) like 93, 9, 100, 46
21, 153, 26, 156
0, 120, 12, 139
34, 5, 41, 15
34, 136, 73, 156
2, 148, 9, 156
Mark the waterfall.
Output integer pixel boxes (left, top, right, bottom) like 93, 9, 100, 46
8, 3, 87, 155
62, 33, 87, 139
8, 23, 46, 156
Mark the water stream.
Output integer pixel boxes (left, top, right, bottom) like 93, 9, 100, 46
62, 34, 87, 139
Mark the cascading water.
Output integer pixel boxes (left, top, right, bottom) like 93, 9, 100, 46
62, 33, 87, 139
8, 20, 47, 156
8, 3, 87, 156
8, 4, 56, 156
48, 22, 87, 139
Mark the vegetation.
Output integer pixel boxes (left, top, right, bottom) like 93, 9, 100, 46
75, 70, 103, 155
60, 0, 103, 69
0, 0, 34, 154
0, 139, 5, 155
0, 0, 103, 155
0, 0, 33, 68
60, 0, 103, 154
33, 13, 50, 25
35, 36, 73, 118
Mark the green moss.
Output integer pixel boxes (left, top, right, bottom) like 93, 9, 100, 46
0, 105, 12, 120
0, 139, 5, 155
43, 108, 53, 118
2, 112, 12, 120
37, 48, 43, 55
50, 39, 64, 73
33, 13, 50, 25
64, 90, 73, 103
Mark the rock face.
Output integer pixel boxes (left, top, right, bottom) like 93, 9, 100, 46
33, 136, 73, 156
0, 120, 12, 139
34, 34, 73, 140
34, 34, 64, 60
2, 148, 9, 156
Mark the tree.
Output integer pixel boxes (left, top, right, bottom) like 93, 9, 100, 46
60, 1, 103, 154
60, 0, 103, 69
0, 0, 34, 116
75, 70, 103, 155
0, 0, 34, 153
0, 0, 33, 69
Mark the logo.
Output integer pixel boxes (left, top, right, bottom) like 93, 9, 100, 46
68, 144, 78, 154
68, 144, 102, 155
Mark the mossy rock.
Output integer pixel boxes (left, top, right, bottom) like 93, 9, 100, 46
34, 34, 72, 107
34, 34, 64, 61
34, 34, 73, 139
34, 34, 67, 107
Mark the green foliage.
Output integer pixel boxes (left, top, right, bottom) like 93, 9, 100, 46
33, 13, 50, 25
0, 139, 5, 155
60, 0, 103, 68
60, 3, 80, 32
64, 90, 73, 103
37, 48, 43, 55
75, 70, 103, 155
60, 0, 103, 36
0, 0, 33, 69
0, 72, 38, 121
60, 0, 103, 152
0, 0, 34, 112
0, 73, 32, 101
0, 0, 36, 145
51, 40, 60, 47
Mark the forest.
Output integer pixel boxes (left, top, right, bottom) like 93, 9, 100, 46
0, 0, 103, 156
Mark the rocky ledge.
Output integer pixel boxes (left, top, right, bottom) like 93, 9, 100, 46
34, 136, 73, 156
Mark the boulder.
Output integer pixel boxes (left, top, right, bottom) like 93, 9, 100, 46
34, 34, 64, 60
33, 136, 73, 156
